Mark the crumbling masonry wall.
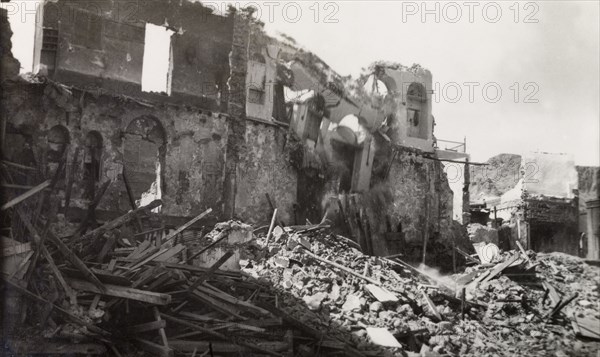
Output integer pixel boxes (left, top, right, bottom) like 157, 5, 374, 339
42, 0, 233, 109
1, 81, 228, 218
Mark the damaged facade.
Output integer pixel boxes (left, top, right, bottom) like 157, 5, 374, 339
469, 152, 594, 256
1, 0, 469, 268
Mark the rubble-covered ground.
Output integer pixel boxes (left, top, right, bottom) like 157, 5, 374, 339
242, 226, 600, 357
3, 208, 599, 356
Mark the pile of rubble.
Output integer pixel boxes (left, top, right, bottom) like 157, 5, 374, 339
2, 159, 599, 356
242, 225, 600, 356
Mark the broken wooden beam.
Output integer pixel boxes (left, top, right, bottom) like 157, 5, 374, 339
1, 276, 110, 336
160, 208, 212, 248
126, 320, 167, 334
160, 313, 284, 357
134, 338, 173, 357
302, 249, 380, 286
67, 278, 172, 305
1, 180, 50, 210
187, 251, 234, 292
265, 208, 278, 246
79, 199, 162, 242
186, 231, 229, 264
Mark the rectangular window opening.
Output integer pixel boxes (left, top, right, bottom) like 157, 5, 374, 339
141, 23, 175, 95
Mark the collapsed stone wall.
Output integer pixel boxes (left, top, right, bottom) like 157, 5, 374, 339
333, 148, 469, 270
1, 80, 228, 218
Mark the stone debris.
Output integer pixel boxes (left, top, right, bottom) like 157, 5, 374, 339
1, 161, 599, 356
240, 225, 600, 356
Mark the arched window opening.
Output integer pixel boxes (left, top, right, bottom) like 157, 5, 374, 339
123, 116, 166, 211
406, 82, 428, 139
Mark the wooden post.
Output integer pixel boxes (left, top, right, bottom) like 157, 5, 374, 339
265, 208, 278, 246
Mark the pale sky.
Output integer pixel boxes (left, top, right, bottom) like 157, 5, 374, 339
235, 0, 600, 166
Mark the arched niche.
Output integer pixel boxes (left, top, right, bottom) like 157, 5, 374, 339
122, 116, 166, 208
406, 82, 429, 139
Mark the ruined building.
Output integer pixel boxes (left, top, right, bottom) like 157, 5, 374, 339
1, 0, 470, 268
469, 152, 598, 256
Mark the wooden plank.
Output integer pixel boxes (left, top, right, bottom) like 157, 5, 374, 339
68, 278, 172, 305
187, 251, 234, 292
1, 160, 37, 171
78, 200, 162, 243
543, 281, 561, 306
155, 244, 185, 262
46, 230, 106, 292
481, 253, 520, 284
255, 302, 365, 357
16, 209, 106, 293
127, 320, 167, 334
161, 313, 283, 357
134, 338, 173, 357
73, 180, 111, 237
97, 234, 116, 263
169, 340, 289, 353
9, 341, 106, 355
41, 244, 76, 303
191, 285, 270, 316
160, 208, 212, 247
187, 291, 245, 319
185, 231, 228, 264
546, 293, 579, 320
1, 276, 110, 336
1, 180, 50, 210
2, 240, 31, 257
128, 248, 168, 270
302, 249, 380, 286
61, 268, 132, 287
7, 250, 34, 280
153, 307, 169, 348
127, 240, 152, 260
265, 208, 278, 246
